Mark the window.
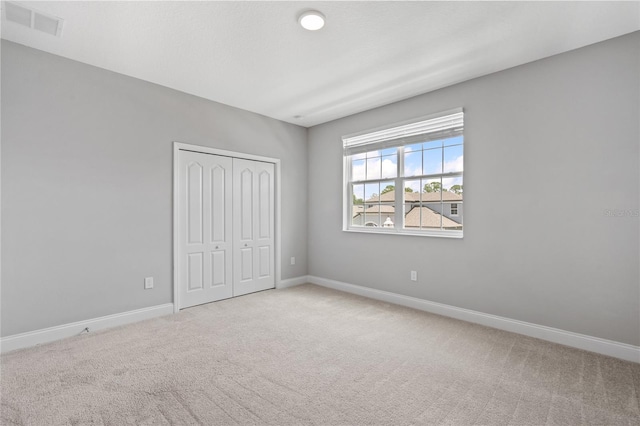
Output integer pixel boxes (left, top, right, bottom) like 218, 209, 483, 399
343, 109, 463, 238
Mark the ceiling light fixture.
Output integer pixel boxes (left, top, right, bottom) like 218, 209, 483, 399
298, 10, 325, 31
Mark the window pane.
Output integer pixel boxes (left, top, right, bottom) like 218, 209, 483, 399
364, 210, 380, 227
443, 202, 462, 228
442, 204, 462, 228
423, 177, 443, 230
352, 211, 363, 226
380, 147, 396, 156
422, 177, 442, 195
351, 184, 365, 227
381, 154, 397, 178
406, 202, 445, 229
404, 204, 419, 229
379, 180, 395, 200
443, 135, 463, 147
403, 180, 421, 194
423, 148, 442, 175
442, 176, 463, 230
380, 203, 395, 228
404, 151, 422, 177
443, 145, 463, 173
442, 176, 462, 196
352, 159, 365, 181
402, 180, 420, 229
364, 182, 379, 203
366, 157, 381, 180
352, 184, 364, 204
421, 202, 442, 229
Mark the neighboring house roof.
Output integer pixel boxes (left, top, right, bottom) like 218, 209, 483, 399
352, 205, 364, 217
367, 190, 462, 203
353, 204, 395, 220
404, 206, 462, 228
363, 205, 395, 214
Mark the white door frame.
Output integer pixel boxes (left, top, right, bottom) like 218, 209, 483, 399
172, 142, 282, 313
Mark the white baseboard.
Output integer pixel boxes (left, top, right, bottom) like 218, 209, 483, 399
277, 275, 310, 289
0, 303, 174, 354
307, 275, 640, 363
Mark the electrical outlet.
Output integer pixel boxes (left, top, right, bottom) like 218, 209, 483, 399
290, 257, 296, 265
410, 271, 417, 281
144, 277, 154, 289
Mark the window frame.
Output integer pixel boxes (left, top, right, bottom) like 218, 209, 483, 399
342, 108, 464, 239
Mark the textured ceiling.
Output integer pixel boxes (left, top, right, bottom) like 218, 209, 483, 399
2, 1, 639, 127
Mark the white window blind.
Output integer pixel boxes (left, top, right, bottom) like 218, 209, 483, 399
343, 109, 464, 156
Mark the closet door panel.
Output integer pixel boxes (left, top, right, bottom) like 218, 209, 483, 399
210, 251, 226, 287
258, 246, 270, 278
178, 151, 233, 308
210, 165, 227, 244
252, 161, 275, 292
233, 158, 275, 296
187, 253, 204, 291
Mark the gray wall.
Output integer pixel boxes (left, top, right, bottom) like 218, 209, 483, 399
1, 41, 308, 336
308, 32, 640, 345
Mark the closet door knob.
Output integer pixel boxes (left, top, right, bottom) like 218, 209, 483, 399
244, 243, 248, 247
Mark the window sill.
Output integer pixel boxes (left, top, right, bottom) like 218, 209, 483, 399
343, 227, 463, 239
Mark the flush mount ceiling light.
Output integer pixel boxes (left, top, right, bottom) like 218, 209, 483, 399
298, 10, 325, 31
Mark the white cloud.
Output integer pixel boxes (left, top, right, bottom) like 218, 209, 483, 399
381, 158, 397, 178
443, 155, 463, 173
352, 162, 365, 181
406, 165, 423, 177
352, 156, 396, 181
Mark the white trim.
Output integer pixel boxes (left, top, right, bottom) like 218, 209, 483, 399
307, 276, 640, 363
174, 142, 280, 164
173, 144, 180, 313
0, 303, 174, 354
342, 228, 463, 239
277, 275, 309, 289
172, 142, 282, 313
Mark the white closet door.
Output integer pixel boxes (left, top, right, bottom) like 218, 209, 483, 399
178, 151, 233, 308
233, 158, 275, 296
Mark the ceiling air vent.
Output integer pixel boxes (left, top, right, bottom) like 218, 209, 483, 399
3, 1, 64, 37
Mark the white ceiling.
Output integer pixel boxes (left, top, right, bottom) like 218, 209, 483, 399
2, 1, 639, 127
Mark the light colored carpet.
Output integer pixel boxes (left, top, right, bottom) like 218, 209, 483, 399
1, 284, 639, 425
